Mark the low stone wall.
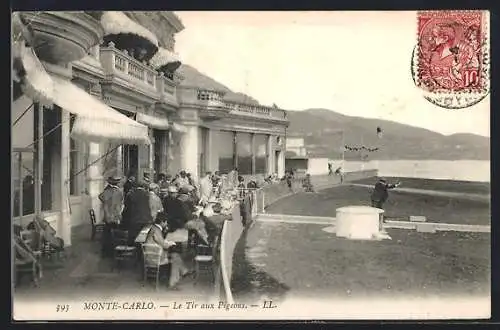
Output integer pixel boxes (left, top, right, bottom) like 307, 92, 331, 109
254, 169, 378, 213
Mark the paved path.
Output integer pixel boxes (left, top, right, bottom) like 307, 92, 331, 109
348, 183, 490, 202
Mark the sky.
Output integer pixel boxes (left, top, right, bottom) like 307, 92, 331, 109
175, 11, 490, 137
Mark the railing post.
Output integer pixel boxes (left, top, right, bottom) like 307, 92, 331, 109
262, 190, 265, 214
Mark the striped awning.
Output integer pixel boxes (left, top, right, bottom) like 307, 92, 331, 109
150, 47, 181, 70
135, 112, 169, 130
100, 11, 159, 48
12, 41, 150, 145
12, 41, 54, 106
50, 76, 151, 145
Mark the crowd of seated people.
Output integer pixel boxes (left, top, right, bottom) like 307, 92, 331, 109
97, 168, 250, 290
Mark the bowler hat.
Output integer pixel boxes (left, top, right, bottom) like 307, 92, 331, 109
107, 176, 122, 184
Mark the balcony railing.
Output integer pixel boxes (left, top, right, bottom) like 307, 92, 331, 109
224, 101, 288, 121
176, 87, 288, 122
100, 42, 158, 92
156, 72, 177, 106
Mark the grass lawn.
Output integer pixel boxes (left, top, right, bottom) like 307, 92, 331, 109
351, 177, 490, 195
265, 185, 490, 226
231, 222, 490, 301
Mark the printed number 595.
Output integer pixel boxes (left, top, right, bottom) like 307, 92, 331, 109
56, 304, 70, 312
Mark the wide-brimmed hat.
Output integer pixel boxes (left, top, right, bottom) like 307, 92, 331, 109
107, 176, 122, 184
149, 183, 159, 191
378, 177, 387, 182
179, 185, 195, 194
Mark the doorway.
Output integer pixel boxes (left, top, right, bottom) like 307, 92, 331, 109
123, 144, 138, 177
275, 151, 280, 174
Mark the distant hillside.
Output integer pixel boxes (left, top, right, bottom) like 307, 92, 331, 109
286, 109, 490, 160
179, 64, 260, 104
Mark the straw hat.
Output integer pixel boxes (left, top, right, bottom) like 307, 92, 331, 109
167, 185, 178, 193
107, 176, 122, 185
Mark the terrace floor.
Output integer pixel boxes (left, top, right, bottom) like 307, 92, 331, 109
13, 224, 214, 302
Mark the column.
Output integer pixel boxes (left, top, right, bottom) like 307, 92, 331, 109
204, 128, 213, 173
278, 147, 286, 178
251, 133, 256, 175
179, 124, 199, 181
116, 145, 123, 176
233, 131, 238, 169
161, 130, 168, 173
60, 109, 71, 246
266, 134, 273, 175
149, 128, 154, 177
87, 142, 104, 226
34, 103, 43, 216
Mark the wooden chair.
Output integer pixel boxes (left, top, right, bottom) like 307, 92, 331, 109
141, 244, 167, 291
110, 229, 137, 270
194, 242, 215, 285
14, 237, 43, 287
89, 209, 105, 241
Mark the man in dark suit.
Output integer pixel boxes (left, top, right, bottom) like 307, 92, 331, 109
98, 176, 124, 257
123, 173, 136, 197
162, 185, 184, 232
121, 180, 153, 245
371, 178, 401, 228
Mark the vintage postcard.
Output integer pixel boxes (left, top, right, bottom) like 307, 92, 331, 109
11, 10, 490, 321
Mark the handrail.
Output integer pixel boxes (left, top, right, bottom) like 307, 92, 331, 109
219, 220, 234, 303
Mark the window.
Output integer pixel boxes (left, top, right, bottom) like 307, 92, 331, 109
12, 150, 35, 217
237, 132, 252, 175
216, 130, 234, 174
101, 143, 120, 178
12, 97, 36, 217
254, 134, 268, 174
42, 106, 62, 212
69, 115, 89, 195
123, 144, 138, 177
153, 129, 164, 179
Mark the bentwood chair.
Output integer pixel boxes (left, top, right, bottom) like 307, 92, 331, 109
193, 239, 216, 286
89, 209, 105, 241
141, 244, 167, 291
110, 229, 137, 270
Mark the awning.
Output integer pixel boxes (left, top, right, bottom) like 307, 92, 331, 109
12, 41, 54, 106
135, 112, 169, 130
171, 122, 187, 133
71, 116, 150, 145
13, 41, 151, 145
150, 47, 181, 71
50, 76, 151, 145
100, 11, 159, 48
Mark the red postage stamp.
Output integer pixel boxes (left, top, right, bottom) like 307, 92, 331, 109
413, 10, 489, 109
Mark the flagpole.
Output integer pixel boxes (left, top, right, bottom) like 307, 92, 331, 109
360, 134, 365, 171
341, 130, 345, 167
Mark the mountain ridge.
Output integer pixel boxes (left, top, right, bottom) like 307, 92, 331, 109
180, 63, 489, 160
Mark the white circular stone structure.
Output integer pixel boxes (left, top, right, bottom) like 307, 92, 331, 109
335, 206, 384, 240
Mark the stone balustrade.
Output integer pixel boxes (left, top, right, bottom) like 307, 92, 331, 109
88, 44, 288, 121
224, 100, 288, 121
100, 42, 158, 90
